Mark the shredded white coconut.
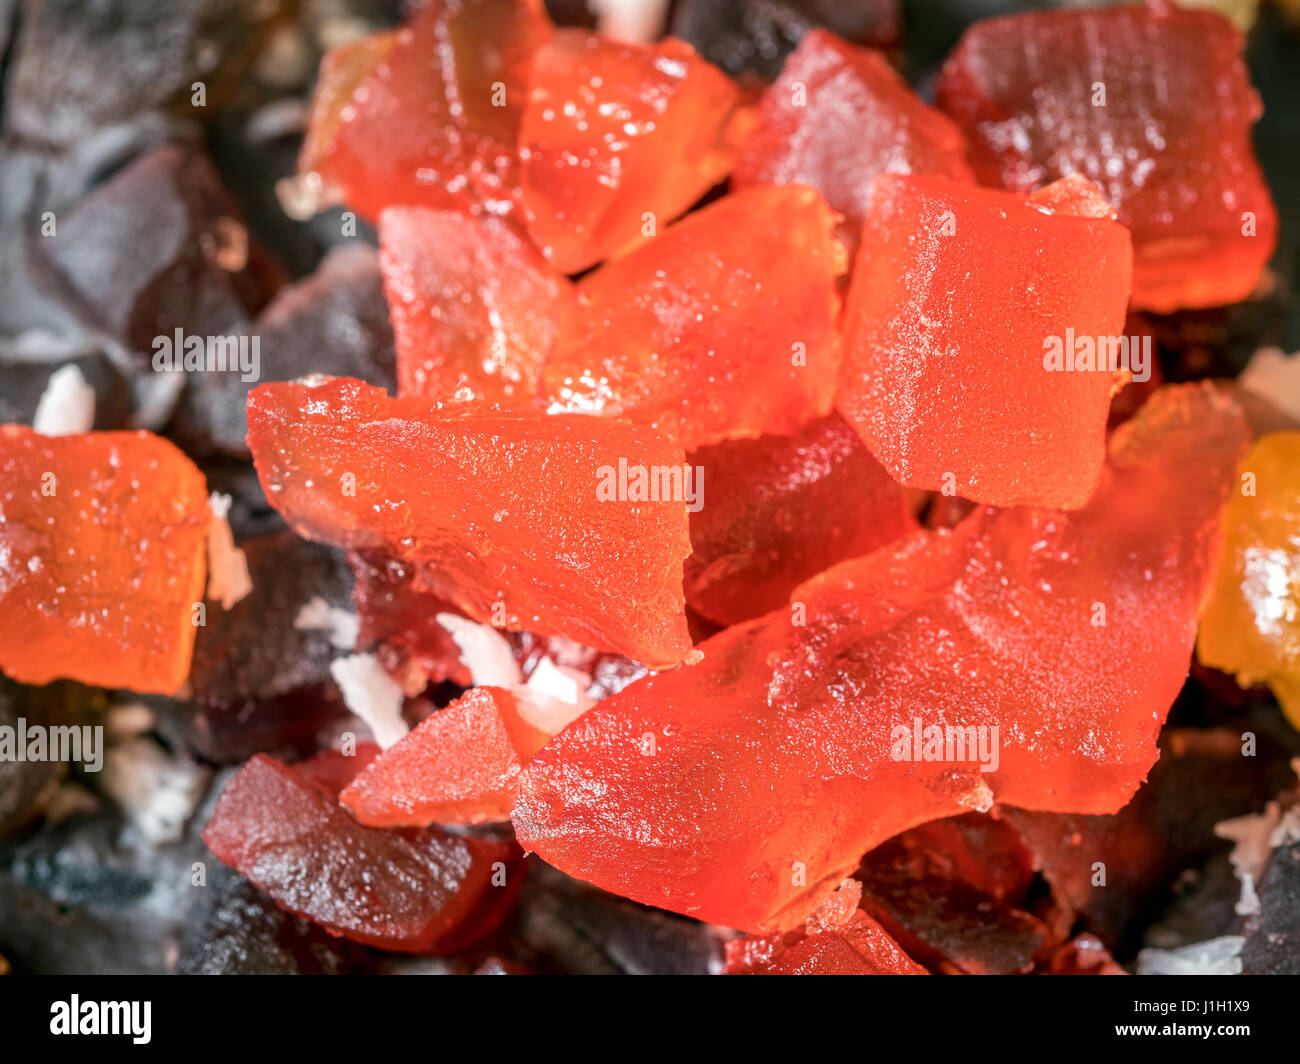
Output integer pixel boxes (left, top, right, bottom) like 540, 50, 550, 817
591, 0, 669, 43
330, 652, 409, 749
205, 493, 253, 609
32, 364, 95, 435
99, 738, 211, 845
436, 613, 523, 688
1135, 936, 1245, 976
295, 595, 360, 650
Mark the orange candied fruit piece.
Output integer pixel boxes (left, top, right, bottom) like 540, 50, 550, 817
519, 30, 743, 273
543, 185, 845, 450
0, 427, 210, 694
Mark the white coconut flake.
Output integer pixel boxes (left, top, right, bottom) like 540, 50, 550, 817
205, 493, 253, 609
436, 613, 523, 688
330, 652, 409, 749
295, 595, 360, 650
591, 0, 669, 43
1135, 936, 1245, 976
99, 738, 211, 845
1215, 801, 1300, 916
130, 368, 186, 430
106, 701, 157, 740
525, 655, 596, 710
1239, 347, 1300, 422
32, 364, 95, 435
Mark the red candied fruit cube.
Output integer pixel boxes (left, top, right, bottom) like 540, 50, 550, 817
204, 751, 518, 953
298, 30, 398, 184
519, 30, 743, 273
838, 173, 1133, 509
514, 384, 1247, 933
685, 412, 914, 627
379, 207, 573, 408
734, 29, 974, 256
543, 185, 845, 450
935, 1, 1277, 312
341, 686, 550, 827
246, 377, 693, 667
0, 427, 209, 694
306, 0, 552, 221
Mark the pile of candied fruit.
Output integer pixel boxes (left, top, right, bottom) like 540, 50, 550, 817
4, 0, 1300, 976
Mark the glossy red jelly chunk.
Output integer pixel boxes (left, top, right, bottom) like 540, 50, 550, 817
935, 2, 1277, 312
379, 207, 572, 408
519, 30, 742, 273
514, 384, 1247, 932
204, 751, 517, 952
0, 427, 209, 694
246, 377, 693, 667
838, 174, 1133, 509
685, 412, 914, 627
309, 0, 552, 220
543, 185, 844, 450
341, 686, 549, 827
734, 29, 974, 255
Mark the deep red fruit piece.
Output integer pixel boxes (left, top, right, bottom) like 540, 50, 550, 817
935, 1, 1277, 312
543, 185, 844, 450
341, 687, 549, 827
306, 0, 552, 221
734, 29, 974, 256
379, 207, 572, 408
519, 30, 743, 273
246, 377, 693, 667
514, 384, 1247, 933
838, 174, 1133, 509
203, 752, 518, 953
685, 413, 914, 627
0, 428, 209, 694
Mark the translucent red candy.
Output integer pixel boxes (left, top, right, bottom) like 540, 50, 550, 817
0, 427, 209, 694
519, 30, 742, 273
341, 687, 549, 827
733, 29, 974, 255
379, 207, 572, 408
543, 185, 844, 450
246, 377, 692, 667
838, 174, 1132, 509
685, 413, 914, 627
514, 384, 1247, 933
306, 0, 552, 220
935, 1, 1277, 312
203, 750, 518, 952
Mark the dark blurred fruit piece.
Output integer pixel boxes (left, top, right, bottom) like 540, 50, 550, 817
34, 144, 280, 357
671, 0, 899, 82
543, 186, 843, 449
685, 412, 913, 627
187, 530, 354, 763
726, 879, 926, 974
838, 174, 1132, 509
734, 29, 972, 256
0, 340, 130, 430
3, 0, 287, 147
203, 751, 519, 952
0, 677, 66, 839
307, 0, 551, 221
379, 208, 571, 407
246, 377, 694, 667
171, 243, 396, 457
1003, 726, 1300, 960
342, 687, 549, 826
0, 427, 209, 693
1241, 801, 1300, 974
519, 29, 742, 272
197, 458, 282, 541
514, 384, 1247, 933
178, 863, 371, 974
936, 2, 1277, 312
856, 815, 1048, 974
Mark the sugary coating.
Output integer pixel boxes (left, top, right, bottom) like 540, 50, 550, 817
519, 30, 742, 273
514, 385, 1248, 932
310, 0, 552, 220
298, 30, 398, 181
838, 174, 1132, 509
0, 427, 209, 694
341, 687, 550, 826
246, 377, 693, 667
203, 752, 518, 953
379, 207, 573, 407
685, 413, 914, 626
543, 185, 844, 450
1197, 432, 1300, 728
935, 1, 1277, 312
734, 29, 974, 254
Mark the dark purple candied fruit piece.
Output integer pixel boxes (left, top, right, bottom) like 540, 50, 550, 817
202, 753, 520, 952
